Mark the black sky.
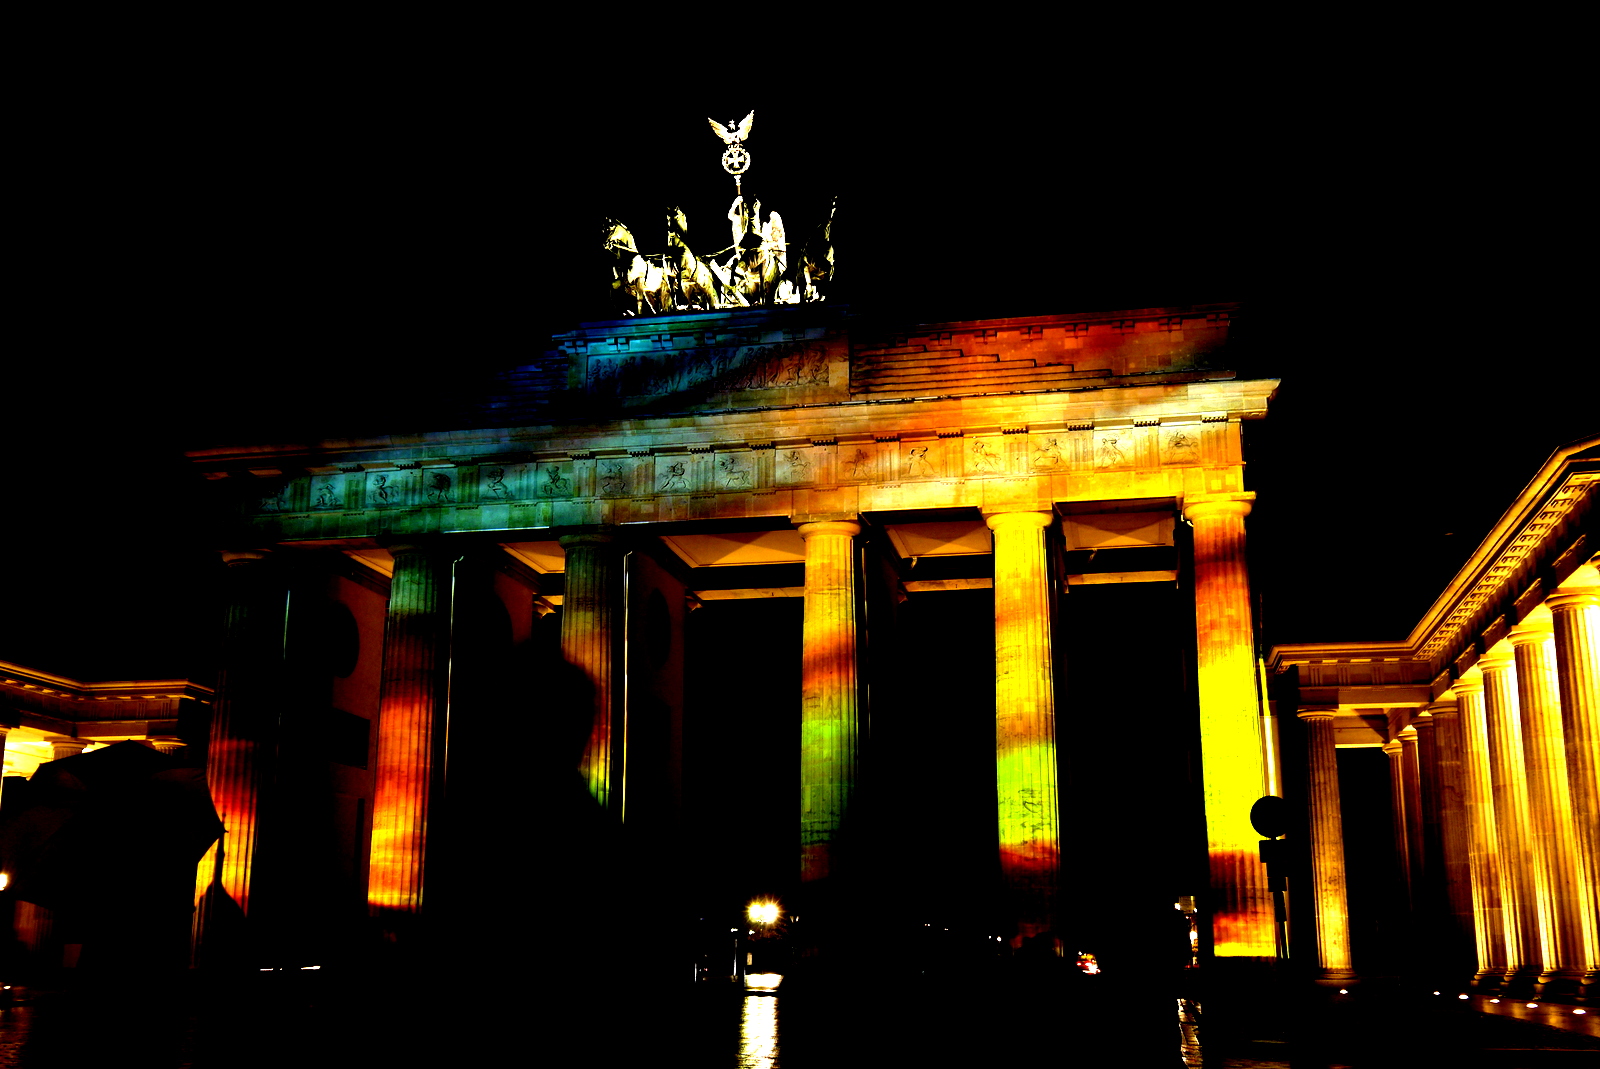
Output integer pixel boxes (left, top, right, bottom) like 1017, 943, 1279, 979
7, 53, 1592, 681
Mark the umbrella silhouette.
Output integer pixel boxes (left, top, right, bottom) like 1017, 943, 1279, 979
0, 741, 222, 919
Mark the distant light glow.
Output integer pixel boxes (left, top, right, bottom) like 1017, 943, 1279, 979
745, 972, 783, 990
0, 873, 8, 891
1575, 1009, 1587, 1015
748, 900, 780, 925
1338, 988, 1348, 995
1489, 999, 1500, 1003
1458, 994, 1469, 1000
1527, 1003, 1538, 1008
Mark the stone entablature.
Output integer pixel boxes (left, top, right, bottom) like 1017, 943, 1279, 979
194, 378, 1274, 541
0, 659, 209, 739
1269, 435, 1599, 738
188, 304, 1270, 542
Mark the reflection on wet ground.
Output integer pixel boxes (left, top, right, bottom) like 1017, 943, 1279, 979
1, 971, 1598, 1067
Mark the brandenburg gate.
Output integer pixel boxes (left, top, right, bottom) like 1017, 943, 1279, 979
186, 301, 1281, 962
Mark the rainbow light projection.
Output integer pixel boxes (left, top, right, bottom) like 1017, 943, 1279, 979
988, 512, 1059, 939
200, 551, 278, 926
798, 521, 861, 884
368, 544, 443, 915
1184, 496, 1275, 959
561, 532, 625, 812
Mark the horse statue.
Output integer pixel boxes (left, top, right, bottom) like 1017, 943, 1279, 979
602, 217, 671, 316
665, 208, 726, 311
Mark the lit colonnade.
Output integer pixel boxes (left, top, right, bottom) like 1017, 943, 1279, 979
1271, 439, 1599, 996
182, 302, 1279, 966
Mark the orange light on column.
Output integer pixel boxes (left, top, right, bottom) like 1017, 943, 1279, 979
1184, 494, 1274, 960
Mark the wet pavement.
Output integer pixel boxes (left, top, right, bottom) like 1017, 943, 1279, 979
0, 970, 1594, 1066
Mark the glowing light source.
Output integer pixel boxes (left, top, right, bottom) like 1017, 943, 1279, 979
1458, 994, 1469, 1000
1526, 1003, 1538, 1008
747, 900, 780, 925
744, 972, 783, 990
1574, 1009, 1587, 1014
0, 873, 8, 891
1338, 988, 1348, 995
1489, 998, 1500, 1003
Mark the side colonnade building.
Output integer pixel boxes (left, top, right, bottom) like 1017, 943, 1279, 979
16, 302, 1287, 973
1270, 435, 1600, 999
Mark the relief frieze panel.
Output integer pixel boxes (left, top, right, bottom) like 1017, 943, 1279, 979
235, 417, 1239, 536
585, 340, 832, 400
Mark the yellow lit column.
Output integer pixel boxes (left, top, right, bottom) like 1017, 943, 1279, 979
797, 520, 861, 885
1383, 739, 1413, 914
196, 548, 286, 965
1456, 675, 1508, 988
1184, 494, 1273, 961
986, 511, 1059, 940
1297, 709, 1355, 980
1429, 700, 1480, 977
1510, 621, 1597, 997
559, 530, 626, 813
1546, 587, 1600, 996
369, 542, 452, 924
1480, 650, 1547, 995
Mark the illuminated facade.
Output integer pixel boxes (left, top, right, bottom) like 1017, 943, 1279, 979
1269, 436, 1599, 997
8, 302, 1294, 970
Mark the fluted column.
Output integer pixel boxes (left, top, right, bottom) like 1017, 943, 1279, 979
1298, 710, 1354, 980
50, 740, 89, 761
196, 549, 286, 964
1401, 726, 1426, 909
1184, 493, 1273, 960
1511, 621, 1597, 996
1547, 587, 1600, 994
1429, 700, 1479, 977
559, 530, 627, 813
1383, 739, 1413, 913
987, 511, 1059, 940
1456, 675, 1507, 987
369, 542, 452, 922
1480, 650, 1547, 994
797, 520, 861, 885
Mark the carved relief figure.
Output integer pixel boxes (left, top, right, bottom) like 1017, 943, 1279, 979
1166, 431, 1198, 458
659, 462, 689, 492
842, 448, 872, 479
540, 467, 573, 497
972, 441, 1003, 474
485, 467, 510, 499
717, 456, 750, 488
904, 446, 932, 477
1032, 437, 1063, 468
372, 474, 393, 504
600, 463, 627, 496
314, 481, 340, 509
783, 451, 812, 480
1098, 437, 1126, 467
426, 472, 453, 504
260, 485, 286, 512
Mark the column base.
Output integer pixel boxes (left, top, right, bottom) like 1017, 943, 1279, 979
1536, 969, 1586, 1001
1503, 966, 1545, 999
1311, 968, 1358, 987
1471, 967, 1507, 993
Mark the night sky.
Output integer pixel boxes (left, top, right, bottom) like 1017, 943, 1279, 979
8, 62, 1591, 683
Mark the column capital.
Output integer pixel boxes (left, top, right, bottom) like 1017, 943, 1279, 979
1398, 726, 1419, 742
1296, 707, 1338, 722
1478, 651, 1516, 673
1411, 709, 1435, 728
1183, 492, 1255, 523
1452, 673, 1485, 696
1508, 620, 1555, 645
796, 519, 861, 540
1382, 739, 1405, 756
984, 511, 1053, 532
557, 526, 622, 551
1546, 589, 1600, 614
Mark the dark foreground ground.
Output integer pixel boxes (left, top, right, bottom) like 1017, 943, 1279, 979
0, 966, 1595, 1067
